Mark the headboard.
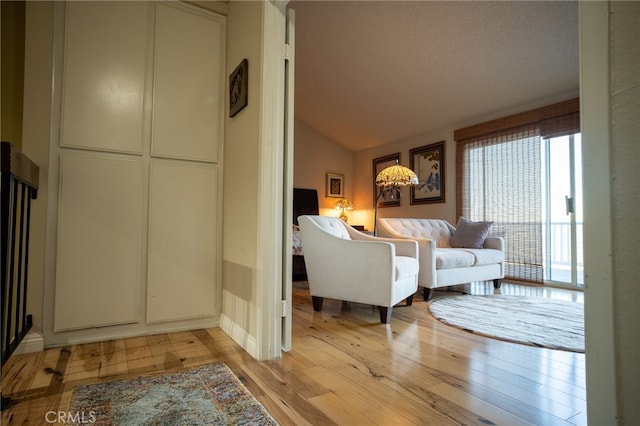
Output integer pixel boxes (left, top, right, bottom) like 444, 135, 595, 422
293, 188, 319, 226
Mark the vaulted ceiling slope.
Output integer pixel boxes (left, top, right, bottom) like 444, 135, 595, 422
290, 1, 579, 152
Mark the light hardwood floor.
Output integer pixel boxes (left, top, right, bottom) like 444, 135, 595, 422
2, 281, 585, 425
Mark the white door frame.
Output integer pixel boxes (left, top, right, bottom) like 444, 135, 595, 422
256, 0, 291, 360
580, 2, 617, 424
281, 7, 295, 352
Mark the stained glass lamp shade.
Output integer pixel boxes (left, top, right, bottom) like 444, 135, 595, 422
376, 164, 419, 188
374, 162, 418, 235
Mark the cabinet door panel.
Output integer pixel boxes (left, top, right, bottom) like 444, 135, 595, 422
55, 155, 143, 331
61, 2, 149, 154
147, 162, 218, 322
152, 3, 224, 162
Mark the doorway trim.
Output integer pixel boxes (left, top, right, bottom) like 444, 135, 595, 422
256, 0, 290, 361
580, 2, 617, 423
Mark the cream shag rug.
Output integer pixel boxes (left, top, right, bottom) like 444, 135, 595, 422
429, 295, 584, 352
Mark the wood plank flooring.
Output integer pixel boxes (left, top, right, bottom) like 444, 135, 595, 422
1, 281, 586, 425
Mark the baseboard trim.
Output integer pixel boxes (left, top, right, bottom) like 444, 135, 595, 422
219, 314, 257, 358
43, 317, 220, 348
13, 330, 45, 355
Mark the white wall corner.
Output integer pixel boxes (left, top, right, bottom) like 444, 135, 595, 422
13, 329, 45, 355
219, 314, 258, 359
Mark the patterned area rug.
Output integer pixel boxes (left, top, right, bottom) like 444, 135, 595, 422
68, 363, 278, 425
429, 295, 584, 352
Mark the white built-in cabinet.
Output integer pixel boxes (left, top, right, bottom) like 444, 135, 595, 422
53, 2, 224, 332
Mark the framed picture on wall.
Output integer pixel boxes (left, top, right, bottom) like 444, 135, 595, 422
229, 59, 248, 117
326, 173, 344, 198
373, 153, 401, 208
410, 141, 445, 204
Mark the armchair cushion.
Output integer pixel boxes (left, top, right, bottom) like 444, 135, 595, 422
395, 256, 420, 280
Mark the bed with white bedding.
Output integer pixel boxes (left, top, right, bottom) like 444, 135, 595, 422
292, 188, 318, 280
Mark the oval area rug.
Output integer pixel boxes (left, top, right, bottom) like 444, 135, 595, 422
429, 295, 584, 352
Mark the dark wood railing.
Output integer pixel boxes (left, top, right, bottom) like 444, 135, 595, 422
1, 141, 39, 410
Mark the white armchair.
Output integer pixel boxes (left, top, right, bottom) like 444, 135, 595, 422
298, 215, 419, 323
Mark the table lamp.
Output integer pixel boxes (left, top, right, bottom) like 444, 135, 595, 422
334, 198, 354, 223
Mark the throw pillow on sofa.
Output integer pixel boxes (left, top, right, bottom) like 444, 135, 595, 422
450, 216, 493, 249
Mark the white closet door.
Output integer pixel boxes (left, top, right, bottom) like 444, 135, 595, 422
52, 1, 223, 336
60, 2, 149, 154
152, 3, 225, 163
55, 154, 143, 331
147, 162, 218, 322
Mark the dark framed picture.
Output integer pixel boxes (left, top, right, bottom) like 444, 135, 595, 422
410, 141, 445, 204
326, 173, 344, 198
229, 59, 248, 117
373, 153, 401, 208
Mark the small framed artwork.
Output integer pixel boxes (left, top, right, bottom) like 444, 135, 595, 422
229, 59, 248, 117
410, 141, 445, 204
326, 173, 344, 198
373, 153, 401, 208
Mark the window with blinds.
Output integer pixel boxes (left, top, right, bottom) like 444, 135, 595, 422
454, 98, 579, 283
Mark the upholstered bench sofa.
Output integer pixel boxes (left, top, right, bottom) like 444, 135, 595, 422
377, 218, 505, 300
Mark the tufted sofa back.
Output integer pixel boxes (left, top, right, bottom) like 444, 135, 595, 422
378, 218, 453, 248
303, 215, 352, 239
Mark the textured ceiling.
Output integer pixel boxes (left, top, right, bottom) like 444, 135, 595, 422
290, 1, 579, 152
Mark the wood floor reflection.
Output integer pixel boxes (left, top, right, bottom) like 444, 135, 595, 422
2, 281, 586, 425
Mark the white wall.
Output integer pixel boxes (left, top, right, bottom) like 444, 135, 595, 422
221, 1, 263, 356
609, 3, 640, 421
294, 120, 355, 217
21, 1, 54, 333
581, 1, 640, 422
221, 0, 289, 360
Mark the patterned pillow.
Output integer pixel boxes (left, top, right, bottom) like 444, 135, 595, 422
449, 217, 493, 249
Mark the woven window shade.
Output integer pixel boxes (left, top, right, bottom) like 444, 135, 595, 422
540, 113, 580, 139
454, 99, 579, 283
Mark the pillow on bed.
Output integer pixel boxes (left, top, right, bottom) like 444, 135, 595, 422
450, 217, 493, 249
292, 224, 303, 255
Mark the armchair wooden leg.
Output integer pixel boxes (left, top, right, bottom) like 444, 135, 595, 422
378, 306, 393, 324
405, 294, 414, 306
312, 296, 324, 311
423, 288, 434, 301
493, 279, 502, 289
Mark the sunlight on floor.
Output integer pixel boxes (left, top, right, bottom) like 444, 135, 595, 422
442, 281, 584, 303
